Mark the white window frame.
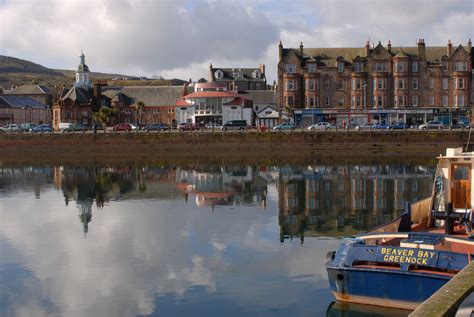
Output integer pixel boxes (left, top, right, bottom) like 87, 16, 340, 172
286, 80, 295, 91
412, 78, 418, 90
442, 95, 448, 107
285, 64, 296, 73
412, 61, 419, 72
429, 95, 434, 106
307, 63, 317, 73
412, 95, 418, 107
442, 78, 448, 90
429, 78, 434, 89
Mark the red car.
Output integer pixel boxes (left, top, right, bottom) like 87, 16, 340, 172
114, 123, 134, 132
177, 122, 199, 131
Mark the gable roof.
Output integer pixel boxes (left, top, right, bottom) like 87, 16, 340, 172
61, 86, 92, 103
0, 95, 48, 109
3, 84, 51, 95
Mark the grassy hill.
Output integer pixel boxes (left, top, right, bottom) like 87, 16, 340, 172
0, 55, 186, 90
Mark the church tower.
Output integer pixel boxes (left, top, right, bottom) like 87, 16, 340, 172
75, 50, 92, 88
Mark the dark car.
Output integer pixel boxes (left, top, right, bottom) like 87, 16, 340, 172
372, 122, 391, 130
31, 124, 53, 133
222, 120, 248, 131
143, 123, 170, 132
390, 122, 408, 130
114, 123, 134, 132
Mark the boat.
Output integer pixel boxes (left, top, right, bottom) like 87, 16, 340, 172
326, 147, 474, 310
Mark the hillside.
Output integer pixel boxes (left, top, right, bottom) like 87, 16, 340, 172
0, 55, 186, 89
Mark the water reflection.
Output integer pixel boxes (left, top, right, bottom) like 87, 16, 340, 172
0, 162, 434, 316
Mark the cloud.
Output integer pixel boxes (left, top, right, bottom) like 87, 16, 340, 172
0, 0, 471, 83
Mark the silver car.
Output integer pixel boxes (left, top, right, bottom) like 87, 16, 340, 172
418, 120, 444, 130
307, 122, 336, 130
0, 124, 23, 133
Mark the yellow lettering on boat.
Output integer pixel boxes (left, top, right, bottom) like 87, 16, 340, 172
378, 247, 436, 265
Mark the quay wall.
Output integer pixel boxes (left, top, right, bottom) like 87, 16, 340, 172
0, 131, 470, 164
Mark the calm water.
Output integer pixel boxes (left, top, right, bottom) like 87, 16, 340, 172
0, 162, 434, 317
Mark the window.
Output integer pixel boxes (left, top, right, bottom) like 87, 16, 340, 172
412, 78, 418, 90
338, 97, 344, 107
442, 78, 448, 90
253, 70, 260, 78
397, 79, 405, 90
455, 78, 465, 89
286, 96, 294, 106
377, 96, 383, 107
233, 72, 242, 78
395, 61, 405, 72
429, 96, 434, 106
354, 62, 363, 72
412, 95, 418, 107
214, 70, 223, 79
315, 97, 319, 107
338, 79, 343, 90
308, 63, 317, 73
455, 95, 465, 107
285, 64, 296, 73
394, 95, 398, 107
309, 97, 315, 107
325, 96, 330, 106
325, 80, 330, 89
356, 96, 361, 107
286, 80, 295, 91
412, 61, 419, 72
378, 79, 383, 90
374, 62, 387, 72
399, 95, 405, 107
429, 78, 434, 89
442, 62, 448, 72
351, 96, 355, 108
338, 63, 344, 73
356, 80, 361, 90
308, 79, 315, 90
442, 95, 448, 106
454, 62, 467, 71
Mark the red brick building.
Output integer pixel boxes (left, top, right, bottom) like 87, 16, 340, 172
277, 39, 473, 127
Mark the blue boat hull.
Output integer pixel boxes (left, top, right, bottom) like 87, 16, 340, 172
326, 265, 450, 310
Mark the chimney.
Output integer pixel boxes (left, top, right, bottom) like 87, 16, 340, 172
447, 39, 453, 56
279, 41, 283, 61
387, 40, 391, 53
259, 64, 265, 74
299, 41, 304, 55
417, 38, 426, 61
365, 40, 370, 57
209, 63, 214, 82
468, 38, 472, 51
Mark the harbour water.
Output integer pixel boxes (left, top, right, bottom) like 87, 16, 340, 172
0, 161, 434, 317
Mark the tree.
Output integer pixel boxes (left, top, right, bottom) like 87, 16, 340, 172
93, 106, 117, 128
134, 100, 145, 126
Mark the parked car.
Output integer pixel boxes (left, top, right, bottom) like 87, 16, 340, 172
273, 122, 296, 131
355, 123, 374, 131
177, 122, 199, 131
307, 122, 336, 130
20, 123, 38, 131
372, 122, 391, 130
60, 123, 88, 133
129, 123, 139, 131
222, 120, 248, 131
31, 124, 53, 133
205, 123, 222, 129
91, 123, 104, 130
451, 121, 470, 129
113, 123, 135, 132
143, 123, 170, 132
0, 124, 23, 133
390, 122, 408, 130
418, 120, 444, 130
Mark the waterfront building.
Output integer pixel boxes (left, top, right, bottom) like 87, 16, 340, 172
2, 84, 53, 107
209, 63, 267, 90
175, 82, 253, 125
0, 95, 50, 125
239, 90, 279, 128
277, 39, 473, 127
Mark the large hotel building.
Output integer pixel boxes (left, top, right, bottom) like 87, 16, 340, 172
277, 39, 473, 127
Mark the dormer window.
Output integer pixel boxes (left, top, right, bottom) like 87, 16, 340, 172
308, 63, 317, 73
253, 70, 261, 79
337, 62, 344, 73
233, 72, 242, 78
215, 70, 223, 79
354, 62, 363, 72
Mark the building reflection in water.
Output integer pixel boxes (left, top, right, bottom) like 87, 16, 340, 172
1, 163, 433, 240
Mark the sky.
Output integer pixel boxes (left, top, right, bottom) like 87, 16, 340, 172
0, 0, 473, 83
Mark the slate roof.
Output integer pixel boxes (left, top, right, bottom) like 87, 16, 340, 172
283, 45, 461, 65
61, 86, 92, 103
0, 96, 48, 109
238, 90, 277, 105
102, 86, 192, 107
3, 84, 52, 95
211, 67, 266, 82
